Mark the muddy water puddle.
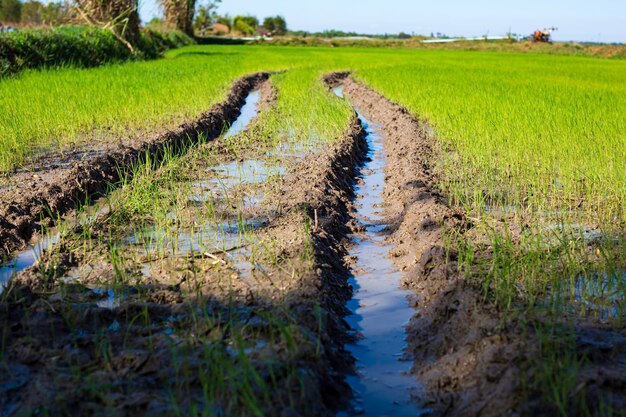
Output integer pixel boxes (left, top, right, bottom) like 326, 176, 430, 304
0, 201, 114, 295
552, 271, 626, 320
105, 87, 291, 285
126, 218, 266, 258
336, 86, 426, 416
190, 159, 285, 205
0, 233, 59, 294
120, 86, 286, 282
226, 89, 261, 138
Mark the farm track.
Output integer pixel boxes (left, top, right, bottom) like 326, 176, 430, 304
331, 74, 626, 417
0, 72, 270, 261
328, 74, 522, 415
0, 73, 368, 415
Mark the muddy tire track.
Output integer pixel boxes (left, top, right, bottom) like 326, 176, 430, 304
330, 73, 626, 417
327, 73, 526, 416
257, 114, 368, 412
0, 78, 369, 415
0, 73, 270, 261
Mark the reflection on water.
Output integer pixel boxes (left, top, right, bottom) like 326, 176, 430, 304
225, 90, 261, 138
0, 233, 59, 295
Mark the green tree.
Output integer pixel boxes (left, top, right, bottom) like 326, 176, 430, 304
233, 15, 257, 36
21, 0, 44, 25
193, 0, 220, 35
262, 16, 275, 32
0, 0, 22, 23
215, 13, 231, 27
262, 16, 287, 36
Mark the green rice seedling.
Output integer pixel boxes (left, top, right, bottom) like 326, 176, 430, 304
524, 321, 588, 417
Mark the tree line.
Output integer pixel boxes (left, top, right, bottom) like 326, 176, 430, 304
1, 0, 287, 39
0, 0, 73, 26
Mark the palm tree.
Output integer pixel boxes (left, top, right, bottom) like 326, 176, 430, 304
160, 0, 196, 36
75, 0, 141, 50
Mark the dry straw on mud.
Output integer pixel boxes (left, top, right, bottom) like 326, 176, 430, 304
74, 0, 141, 49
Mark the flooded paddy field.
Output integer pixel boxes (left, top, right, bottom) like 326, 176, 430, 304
1, 46, 625, 417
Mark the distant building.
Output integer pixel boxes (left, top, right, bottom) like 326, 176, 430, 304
211, 23, 230, 36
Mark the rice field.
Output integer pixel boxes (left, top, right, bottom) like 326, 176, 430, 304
1, 44, 624, 416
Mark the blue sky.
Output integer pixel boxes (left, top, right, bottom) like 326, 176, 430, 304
139, 0, 626, 43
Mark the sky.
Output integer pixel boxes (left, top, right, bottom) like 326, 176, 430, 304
138, 0, 626, 43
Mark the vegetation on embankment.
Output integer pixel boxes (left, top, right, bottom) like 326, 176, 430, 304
254, 36, 626, 59
0, 25, 194, 77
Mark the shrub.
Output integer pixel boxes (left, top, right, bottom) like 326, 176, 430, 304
0, 25, 194, 77
139, 27, 195, 58
233, 15, 257, 36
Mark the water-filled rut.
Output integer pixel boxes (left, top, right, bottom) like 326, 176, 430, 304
334, 86, 425, 416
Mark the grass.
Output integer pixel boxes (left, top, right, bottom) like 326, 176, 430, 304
357, 55, 626, 218
0, 46, 352, 172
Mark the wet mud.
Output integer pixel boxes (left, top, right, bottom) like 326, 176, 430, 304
333, 87, 426, 416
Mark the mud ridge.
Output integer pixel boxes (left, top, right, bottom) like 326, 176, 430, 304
0, 72, 270, 261
266, 112, 368, 412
